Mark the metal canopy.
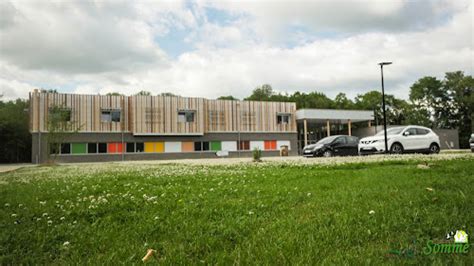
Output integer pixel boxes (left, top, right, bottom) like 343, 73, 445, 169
296, 109, 374, 124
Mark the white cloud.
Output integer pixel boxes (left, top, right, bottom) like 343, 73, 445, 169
0, 0, 472, 102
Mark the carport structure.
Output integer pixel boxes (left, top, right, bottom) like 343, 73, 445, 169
296, 109, 374, 150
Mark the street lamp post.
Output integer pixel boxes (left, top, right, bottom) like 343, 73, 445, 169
378, 62, 392, 153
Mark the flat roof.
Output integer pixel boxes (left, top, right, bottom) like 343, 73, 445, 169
296, 109, 374, 123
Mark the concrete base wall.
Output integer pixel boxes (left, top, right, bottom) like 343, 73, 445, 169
32, 132, 297, 164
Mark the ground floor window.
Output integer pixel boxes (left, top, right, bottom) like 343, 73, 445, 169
136, 142, 144, 152
238, 140, 250, 150
60, 143, 70, 154
88, 143, 97, 153
98, 143, 107, 153
126, 142, 135, 153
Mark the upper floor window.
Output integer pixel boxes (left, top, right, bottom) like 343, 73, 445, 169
277, 113, 291, 124
101, 109, 121, 122
178, 110, 195, 123
49, 107, 71, 122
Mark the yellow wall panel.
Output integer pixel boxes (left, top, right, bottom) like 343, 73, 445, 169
144, 142, 154, 153
155, 142, 164, 153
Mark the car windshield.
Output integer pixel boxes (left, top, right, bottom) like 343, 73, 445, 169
375, 127, 405, 136
316, 136, 339, 144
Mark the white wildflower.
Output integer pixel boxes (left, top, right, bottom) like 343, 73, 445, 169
307, 193, 312, 197
248, 211, 254, 215
369, 210, 375, 215
63, 241, 70, 246
4, 203, 10, 207
11, 213, 17, 217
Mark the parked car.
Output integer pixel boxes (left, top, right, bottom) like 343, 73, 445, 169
359, 125, 440, 155
302, 135, 359, 157
470, 133, 474, 152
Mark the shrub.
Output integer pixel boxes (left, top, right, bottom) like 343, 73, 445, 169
253, 148, 262, 162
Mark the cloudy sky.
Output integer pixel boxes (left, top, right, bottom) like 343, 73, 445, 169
0, 0, 472, 101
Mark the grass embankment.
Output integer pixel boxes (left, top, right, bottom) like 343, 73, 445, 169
1, 155, 473, 264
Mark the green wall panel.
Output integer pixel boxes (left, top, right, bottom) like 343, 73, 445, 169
71, 143, 86, 154
210, 141, 221, 151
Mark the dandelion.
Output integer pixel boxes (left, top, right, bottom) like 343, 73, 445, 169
369, 210, 375, 215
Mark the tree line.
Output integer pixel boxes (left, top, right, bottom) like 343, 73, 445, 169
0, 70, 472, 163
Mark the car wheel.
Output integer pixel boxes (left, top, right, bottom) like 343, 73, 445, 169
323, 150, 333, 157
390, 143, 404, 154
429, 143, 440, 154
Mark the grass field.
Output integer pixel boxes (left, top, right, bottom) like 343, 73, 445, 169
1, 154, 473, 264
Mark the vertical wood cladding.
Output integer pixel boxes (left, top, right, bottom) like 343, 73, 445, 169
30, 91, 296, 134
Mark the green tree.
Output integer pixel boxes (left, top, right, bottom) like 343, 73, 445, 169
136, 91, 151, 96
47, 105, 78, 163
160, 92, 178, 97
334, 93, 354, 109
245, 84, 274, 101
106, 92, 123, 96
218, 96, 239, 100
0, 99, 31, 163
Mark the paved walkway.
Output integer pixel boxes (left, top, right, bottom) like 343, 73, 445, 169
0, 164, 34, 173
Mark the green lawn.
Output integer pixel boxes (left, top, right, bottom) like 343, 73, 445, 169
1, 157, 473, 264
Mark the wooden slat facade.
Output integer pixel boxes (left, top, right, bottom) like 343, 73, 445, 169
30, 91, 297, 134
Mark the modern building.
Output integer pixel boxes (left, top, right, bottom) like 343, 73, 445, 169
29, 90, 379, 163
29, 90, 298, 163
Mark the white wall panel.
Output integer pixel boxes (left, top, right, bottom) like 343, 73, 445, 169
277, 140, 291, 150
221, 141, 237, 151
165, 142, 181, 153
250, 141, 264, 150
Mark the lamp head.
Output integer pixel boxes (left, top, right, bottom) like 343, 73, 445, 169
378, 62, 393, 66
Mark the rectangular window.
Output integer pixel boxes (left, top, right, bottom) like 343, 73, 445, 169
202, 141, 210, 151
136, 142, 144, 152
264, 140, 277, 150
88, 143, 97, 154
238, 140, 250, 150
60, 143, 71, 154
178, 110, 195, 123
126, 142, 135, 153
98, 143, 107, 153
49, 107, 72, 122
277, 114, 290, 124
71, 143, 86, 154
210, 141, 221, 151
101, 109, 121, 122
194, 141, 202, 151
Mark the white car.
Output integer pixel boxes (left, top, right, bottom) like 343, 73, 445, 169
359, 125, 440, 155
